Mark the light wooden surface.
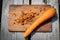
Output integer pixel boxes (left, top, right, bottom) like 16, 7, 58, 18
1, 0, 59, 40
9, 5, 52, 32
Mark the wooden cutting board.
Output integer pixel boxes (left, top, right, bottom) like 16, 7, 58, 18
8, 5, 52, 32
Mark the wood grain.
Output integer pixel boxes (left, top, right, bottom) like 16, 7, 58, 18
8, 5, 52, 32
31, 0, 59, 40
1, 0, 59, 40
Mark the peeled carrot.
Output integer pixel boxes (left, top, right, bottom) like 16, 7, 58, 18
24, 7, 56, 38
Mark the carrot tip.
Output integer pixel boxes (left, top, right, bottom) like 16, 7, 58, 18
24, 34, 26, 38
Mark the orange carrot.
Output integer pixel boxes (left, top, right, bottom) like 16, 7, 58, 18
24, 7, 56, 38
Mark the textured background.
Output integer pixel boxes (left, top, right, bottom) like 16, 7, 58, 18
0, 0, 2, 39
0, 0, 59, 40
0, 0, 2, 23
